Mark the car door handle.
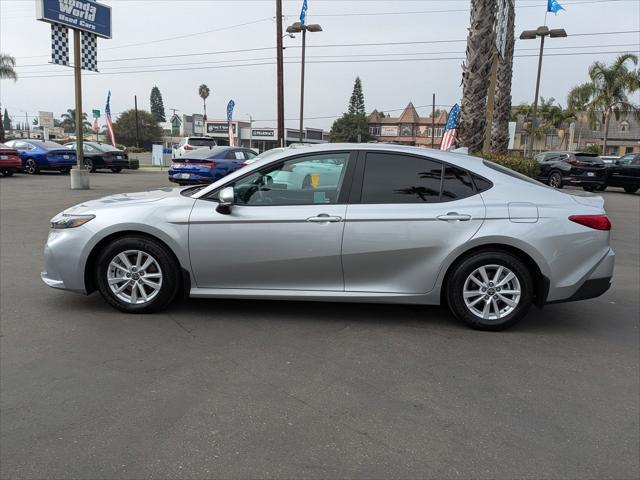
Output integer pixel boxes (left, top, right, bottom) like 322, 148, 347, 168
437, 212, 472, 221
306, 214, 342, 223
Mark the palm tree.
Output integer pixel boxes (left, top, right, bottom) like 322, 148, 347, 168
490, 2, 515, 154
459, 0, 497, 154
198, 84, 210, 120
0, 53, 17, 81
60, 109, 92, 133
567, 54, 640, 154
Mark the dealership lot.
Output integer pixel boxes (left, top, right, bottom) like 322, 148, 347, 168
1, 171, 638, 479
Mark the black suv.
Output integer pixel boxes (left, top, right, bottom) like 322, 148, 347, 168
604, 152, 640, 193
535, 151, 607, 191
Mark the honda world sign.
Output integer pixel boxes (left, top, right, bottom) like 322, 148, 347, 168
36, 0, 112, 39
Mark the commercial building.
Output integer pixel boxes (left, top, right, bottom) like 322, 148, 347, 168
367, 102, 448, 148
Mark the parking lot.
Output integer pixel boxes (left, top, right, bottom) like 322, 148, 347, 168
1, 170, 638, 479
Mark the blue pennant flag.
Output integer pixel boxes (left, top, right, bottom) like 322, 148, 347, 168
299, 0, 308, 24
547, 0, 565, 14
226, 100, 235, 122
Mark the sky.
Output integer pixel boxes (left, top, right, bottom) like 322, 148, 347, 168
1, 0, 639, 131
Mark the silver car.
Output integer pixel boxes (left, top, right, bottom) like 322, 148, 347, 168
42, 144, 614, 330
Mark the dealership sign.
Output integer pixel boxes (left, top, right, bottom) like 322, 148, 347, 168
37, 0, 112, 38
207, 122, 236, 134
252, 129, 274, 137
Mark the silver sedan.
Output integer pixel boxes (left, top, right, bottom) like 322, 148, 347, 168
42, 144, 614, 330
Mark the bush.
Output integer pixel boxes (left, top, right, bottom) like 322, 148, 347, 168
128, 158, 140, 170
126, 146, 147, 153
476, 153, 540, 179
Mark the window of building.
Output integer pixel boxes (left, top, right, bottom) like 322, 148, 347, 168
369, 126, 381, 136
620, 121, 630, 132
361, 153, 443, 204
400, 125, 414, 137
427, 128, 432, 137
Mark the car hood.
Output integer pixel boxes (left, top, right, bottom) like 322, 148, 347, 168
63, 187, 185, 214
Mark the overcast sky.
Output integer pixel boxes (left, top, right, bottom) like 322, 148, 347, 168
1, 0, 639, 131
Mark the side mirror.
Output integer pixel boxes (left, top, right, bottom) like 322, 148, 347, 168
216, 186, 235, 215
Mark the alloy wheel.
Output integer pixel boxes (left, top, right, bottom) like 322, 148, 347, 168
25, 159, 37, 174
107, 250, 163, 305
462, 264, 521, 321
549, 173, 561, 188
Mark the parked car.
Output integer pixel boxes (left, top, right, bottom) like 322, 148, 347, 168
604, 152, 640, 193
600, 155, 619, 165
0, 143, 22, 176
4, 139, 76, 174
42, 144, 614, 331
535, 151, 607, 191
168, 146, 257, 186
63, 142, 129, 173
173, 137, 218, 158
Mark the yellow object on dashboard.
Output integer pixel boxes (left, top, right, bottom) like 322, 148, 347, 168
310, 173, 320, 188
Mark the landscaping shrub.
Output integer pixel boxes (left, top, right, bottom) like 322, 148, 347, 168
476, 153, 540, 179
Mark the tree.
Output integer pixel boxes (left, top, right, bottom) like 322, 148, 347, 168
329, 113, 372, 143
459, 0, 497, 154
60, 109, 91, 133
348, 77, 365, 114
150, 86, 166, 122
490, 1, 515, 154
198, 84, 210, 120
113, 109, 162, 149
567, 54, 640, 154
3, 109, 10, 130
0, 53, 17, 81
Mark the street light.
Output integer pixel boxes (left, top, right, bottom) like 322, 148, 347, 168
286, 21, 323, 142
520, 26, 567, 157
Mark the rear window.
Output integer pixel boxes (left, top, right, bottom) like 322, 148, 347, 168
93, 143, 121, 152
176, 146, 225, 160
575, 154, 604, 164
441, 166, 476, 202
188, 138, 217, 147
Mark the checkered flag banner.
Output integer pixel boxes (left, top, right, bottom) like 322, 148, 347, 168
50, 24, 69, 66
81, 31, 98, 72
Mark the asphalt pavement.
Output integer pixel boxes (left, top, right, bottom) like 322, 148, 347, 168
1, 170, 638, 479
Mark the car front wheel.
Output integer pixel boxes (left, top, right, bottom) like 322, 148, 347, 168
623, 186, 638, 194
84, 158, 96, 172
446, 251, 534, 331
96, 236, 180, 313
111, 167, 122, 173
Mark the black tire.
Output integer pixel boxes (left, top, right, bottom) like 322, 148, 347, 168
1, 169, 14, 177
24, 159, 39, 175
95, 236, 180, 313
111, 167, 122, 173
548, 171, 563, 189
623, 186, 639, 194
84, 158, 96, 172
583, 186, 595, 192
595, 184, 607, 191
446, 250, 534, 331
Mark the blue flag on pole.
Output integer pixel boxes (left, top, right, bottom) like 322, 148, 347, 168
227, 100, 236, 146
299, 0, 308, 24
547, 0, 565, 14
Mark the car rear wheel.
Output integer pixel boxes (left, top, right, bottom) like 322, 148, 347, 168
25, 159, 39, 175
623, 186, 638, 194
583, 186, 595, 192
84, 158, 96, 172
96, 236, 180, 313
446, 251, 534, 331
548, 171, 562, 189
595, 184, 607, 191
111, 167, 122, 173
1, 169, 14, 176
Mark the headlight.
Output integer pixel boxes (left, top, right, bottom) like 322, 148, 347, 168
50, 214, 95, 229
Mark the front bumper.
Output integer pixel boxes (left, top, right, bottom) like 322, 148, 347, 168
41, 227, 92, 294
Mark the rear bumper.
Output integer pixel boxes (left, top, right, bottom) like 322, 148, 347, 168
566, 176, 606, 186
547, 277, 612, 304
0, 160, 21, 169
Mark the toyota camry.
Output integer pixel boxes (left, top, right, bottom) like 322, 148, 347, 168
41, 144, 614, 330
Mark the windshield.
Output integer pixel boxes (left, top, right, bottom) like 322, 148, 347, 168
189, 138, 217, 147
575, 154, 604, 164
90, 143, 121, 152
179, 147, 227, 159
37, 141, 64, 149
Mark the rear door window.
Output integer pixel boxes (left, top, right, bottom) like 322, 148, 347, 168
361, 153, 443, 204
575, 154, 604, 164
441, 166, 476, 202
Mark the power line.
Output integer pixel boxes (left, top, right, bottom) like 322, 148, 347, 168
13, 30, 640, 68
16, 49, 638, 79
15, 44, 640, 73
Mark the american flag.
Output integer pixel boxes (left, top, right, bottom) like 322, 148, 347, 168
105, 91, 116, 147
227, 100, 235, 147
440, 103, 460, 151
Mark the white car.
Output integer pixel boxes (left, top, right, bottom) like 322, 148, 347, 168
173, 137, 217, 158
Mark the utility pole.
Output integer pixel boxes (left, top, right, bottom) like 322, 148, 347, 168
431, 93, 436, 148
246, 114, 253, 150
70, 29, 88, 189
276, 0, 285, 147
134, 95, 140, 148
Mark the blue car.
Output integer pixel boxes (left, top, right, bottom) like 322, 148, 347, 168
168, 146, 258, 185
5, 139, 77, 175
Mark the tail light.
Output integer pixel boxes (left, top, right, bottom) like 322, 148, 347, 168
568, 159, 579, 166
205, 161, 217, 168
184, 145, 194, 151
569, 215, 611, 231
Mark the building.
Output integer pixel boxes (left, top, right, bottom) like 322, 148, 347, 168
511, 113, 640, 156
367, 103, 448, 148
